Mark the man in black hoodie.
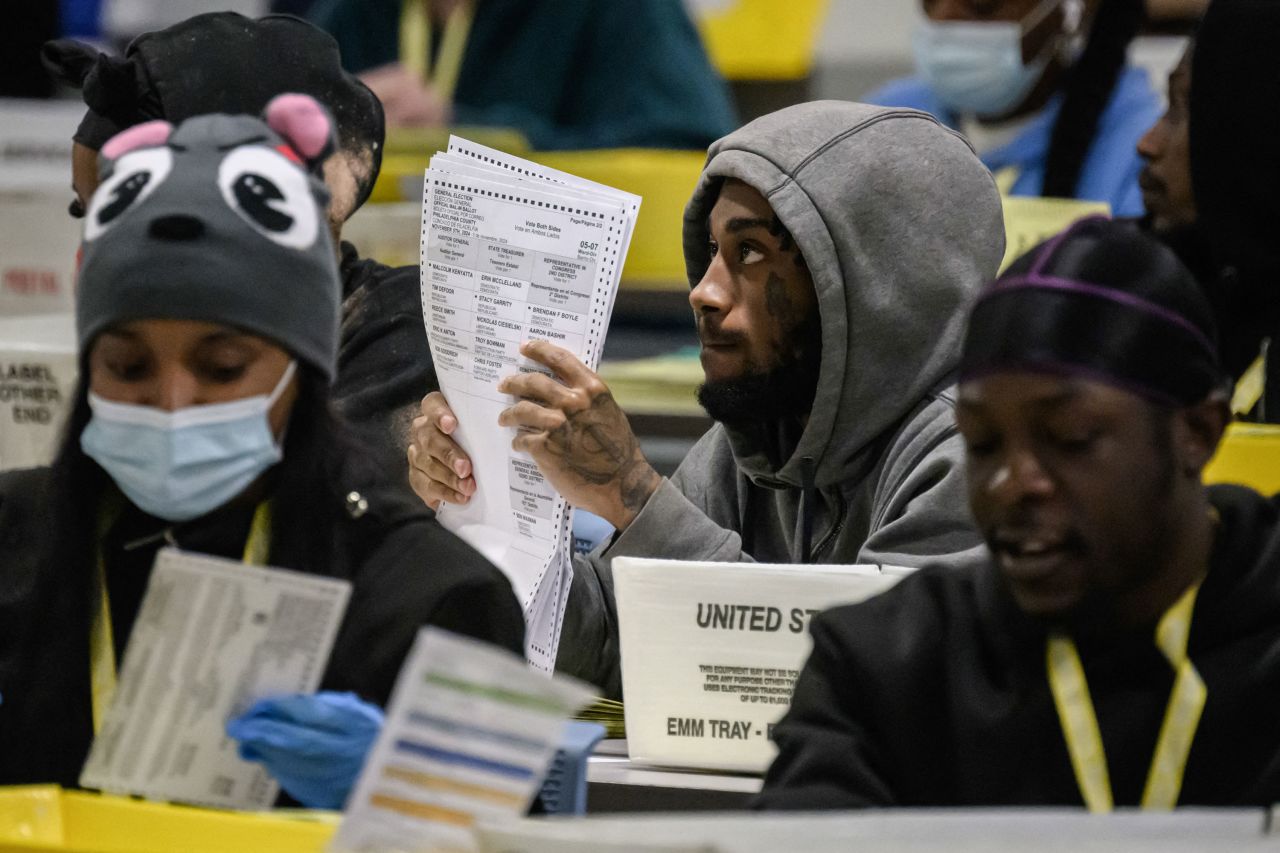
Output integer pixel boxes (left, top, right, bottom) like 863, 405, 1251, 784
43, 12, 435, 467
1137, 0, 1280, 419
759, 217, 1280, 810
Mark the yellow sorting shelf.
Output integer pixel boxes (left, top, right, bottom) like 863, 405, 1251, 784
0, 787, 336, 853
999, 197, 1110, 273
599, 350, 705, 416
533, 149, 705, 289
694, 0, 830, 81
374, 146, 707, 290
1204, 423, 1280, 495
373, 142, 1123, 294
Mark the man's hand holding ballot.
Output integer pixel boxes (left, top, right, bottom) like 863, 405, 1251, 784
414, 138, 641, 670
412, 339, 660, 531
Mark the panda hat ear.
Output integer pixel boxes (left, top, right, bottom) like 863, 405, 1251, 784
100, 120, 174, 161
265, 94, 336, 171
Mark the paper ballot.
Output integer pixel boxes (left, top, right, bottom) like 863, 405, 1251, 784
421, 138, 640, 672
331, 627, 594, 853
79, 548, 351, 810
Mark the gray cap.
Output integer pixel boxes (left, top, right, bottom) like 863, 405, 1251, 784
77, 102, 340, 380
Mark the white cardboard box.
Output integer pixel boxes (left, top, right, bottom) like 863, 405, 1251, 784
614, 557, 904, 774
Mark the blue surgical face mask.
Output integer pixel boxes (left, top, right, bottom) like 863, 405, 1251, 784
913, 0, 1077, 118
81, 361, 297, 522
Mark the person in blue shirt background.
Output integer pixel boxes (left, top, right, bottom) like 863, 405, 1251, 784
868, 0, 1160, 216
307, 0, 738, 151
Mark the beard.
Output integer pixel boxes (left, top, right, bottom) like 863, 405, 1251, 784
696, 315, 821, 426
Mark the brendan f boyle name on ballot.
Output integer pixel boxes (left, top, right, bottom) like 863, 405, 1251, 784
420, 137, 638, 673
615, 558, 907, 773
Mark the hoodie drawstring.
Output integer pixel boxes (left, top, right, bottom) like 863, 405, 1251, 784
799, 456, 816, 564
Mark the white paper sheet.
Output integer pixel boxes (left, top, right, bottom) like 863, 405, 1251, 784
79, 547, 351, 810
330, 627, 594, 853
420, 139, 639, 673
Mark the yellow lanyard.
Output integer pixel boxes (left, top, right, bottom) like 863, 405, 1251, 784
88, 503, 273, 734
1046, 581, 1206, 812
400, 0, 473, 103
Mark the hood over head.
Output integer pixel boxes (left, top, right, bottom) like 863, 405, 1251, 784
683, 100, 1004, 490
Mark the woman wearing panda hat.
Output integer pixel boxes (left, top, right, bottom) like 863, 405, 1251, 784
0, 95, 524, 806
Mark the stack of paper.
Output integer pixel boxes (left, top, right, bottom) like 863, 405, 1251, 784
598, 348, 706, 417
331, 628, 594, 853
574, 697, 626, 740
420, 137, 640, 674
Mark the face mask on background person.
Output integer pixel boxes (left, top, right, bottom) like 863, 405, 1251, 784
80, 361, 297, 522
913, 0, 1082, 117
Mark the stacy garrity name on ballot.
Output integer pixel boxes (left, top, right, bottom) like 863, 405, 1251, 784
420, 138, 639, 672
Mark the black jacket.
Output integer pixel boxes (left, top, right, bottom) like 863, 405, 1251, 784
1183, 0, 1280, 419
1151, 220, 1280, 419
0, 462, 524, 787
334, 242, 438, 469
758, 485, 1280, 809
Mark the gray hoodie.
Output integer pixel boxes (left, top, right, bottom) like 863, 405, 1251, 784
558, 102, 1005, 697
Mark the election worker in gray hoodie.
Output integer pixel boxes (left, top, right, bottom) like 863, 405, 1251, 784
408, 101, 1006, 697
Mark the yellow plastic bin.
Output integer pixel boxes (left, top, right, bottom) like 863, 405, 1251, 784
0, 787, 336, 853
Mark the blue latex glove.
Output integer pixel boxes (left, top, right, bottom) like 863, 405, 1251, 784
225, 691, 383, 809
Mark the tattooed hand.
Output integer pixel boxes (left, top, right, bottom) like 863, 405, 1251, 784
497, 340, 661, 531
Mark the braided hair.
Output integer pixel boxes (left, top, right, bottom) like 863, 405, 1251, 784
1042, 0, 1146, 198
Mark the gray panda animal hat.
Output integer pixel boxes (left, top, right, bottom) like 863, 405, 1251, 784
76, 94, 341, 380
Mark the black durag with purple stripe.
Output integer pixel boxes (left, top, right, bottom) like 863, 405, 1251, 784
961, 217, 1227, 406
